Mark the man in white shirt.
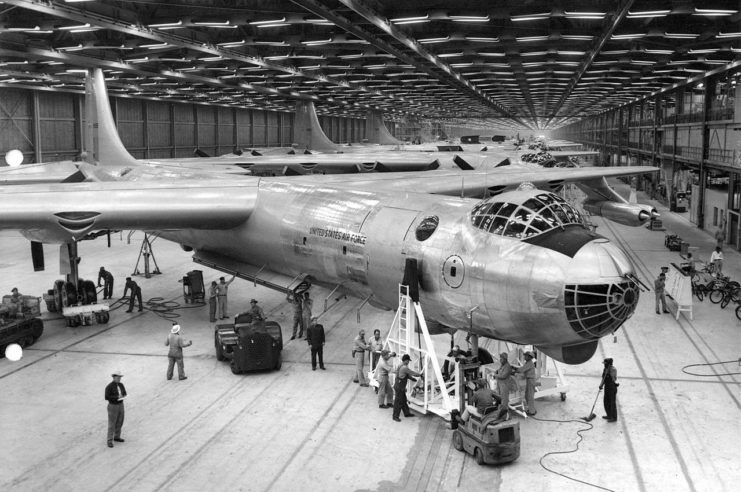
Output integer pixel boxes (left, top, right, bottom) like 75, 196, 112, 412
710, 247, 724, 275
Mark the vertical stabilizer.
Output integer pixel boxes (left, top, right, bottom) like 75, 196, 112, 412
293, 101, 339, 152
366, 110, 403, 145
84, 69, 141, 168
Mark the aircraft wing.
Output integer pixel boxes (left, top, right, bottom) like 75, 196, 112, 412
289, 165, 658, 197
0, 179, 258, 242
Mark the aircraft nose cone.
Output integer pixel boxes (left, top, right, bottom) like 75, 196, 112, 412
563, 240, 639, 340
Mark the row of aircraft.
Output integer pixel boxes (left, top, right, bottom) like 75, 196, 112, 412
0, 70, 659, 364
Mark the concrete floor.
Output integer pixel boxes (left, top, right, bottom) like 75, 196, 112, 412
1, 183, 739, 492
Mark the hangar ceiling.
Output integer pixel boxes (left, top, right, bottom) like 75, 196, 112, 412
0, 0, 739, 131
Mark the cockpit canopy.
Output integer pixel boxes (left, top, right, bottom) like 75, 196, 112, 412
470, 191, 585, 239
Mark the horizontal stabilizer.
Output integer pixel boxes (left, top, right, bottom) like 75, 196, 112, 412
194, 148, 210, 157
453, 155, 474, 170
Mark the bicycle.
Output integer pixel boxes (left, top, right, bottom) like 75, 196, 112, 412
709, 282, 741, 309
735, 303, 741, 321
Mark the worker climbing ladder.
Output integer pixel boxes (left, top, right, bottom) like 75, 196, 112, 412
383, 284, 455, 420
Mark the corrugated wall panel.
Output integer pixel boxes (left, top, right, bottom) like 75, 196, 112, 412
281, 112, 293, 146
217, 107, 234, 151
173, 104, 195, 150
253, 110, 266, 146
116, 99, 145, 154
147, 101, 172, 154
266, 111, 279, 146
0, 89, 33, 160
196, 106, 217, 155
236, 109, 252, 147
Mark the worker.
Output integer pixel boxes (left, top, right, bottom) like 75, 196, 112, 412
494, 352, 514, 416
165, 323, 192, 381
513, 351, 537, 416
216, 274, 236, 319
654, 272, 669, 315
306, 318, 325, 371
685, 253, 696, 276
249, 299, 265, 321
352, 329, 370, 386
600, 358, 619, 422
460, 380, 499, 422
123, 277, 143, 313
392, 354, 421, 422
288, 291, 303, 340
301, 292, 313, 335
10, 287, 22, 303
715, 227, 725, 248
208, 281, 218, 322
104, 370, 126, 448
97, 267, 114, 300
375, 350, 396, 408
368, 329, 384, 370
710, 247, 724, 276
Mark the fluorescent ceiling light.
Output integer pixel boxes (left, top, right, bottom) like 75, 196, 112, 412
418, 36, 449, 44
627, 10, 670, 18
611, 33, 645, 40
140, 42, 169, 49
449, 15, 490, 22
693, 8, 737, 16
217, 40, 246, 47
250, 17, 286, 25
58, 23, 90, 30
564, 12, 606, 19
717, 32, 741, 38
466, 36, 498, 42
148, 21, 182, 28
511, 13, 549, 22
390, 14, 429, 25
664, 32, 698, 39
301, 38, 332, 45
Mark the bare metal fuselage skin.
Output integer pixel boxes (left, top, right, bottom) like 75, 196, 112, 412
160, 180, 637, 362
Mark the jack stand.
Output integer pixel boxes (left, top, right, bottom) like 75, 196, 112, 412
382, 284, 455, 420
132, 233, 161, 278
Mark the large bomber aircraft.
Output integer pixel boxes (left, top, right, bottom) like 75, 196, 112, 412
0, 70, 659, 365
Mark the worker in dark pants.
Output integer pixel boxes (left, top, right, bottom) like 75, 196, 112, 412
104, 370, 126, 448
123, 277, 143, 312
306, 318, 325, 371
654, 272, 669, 314
392, 354, 421, 422
288, 291, 303, 340
97, 267, 114, 300
208, 281, 218, 322
600, 358, 619, 422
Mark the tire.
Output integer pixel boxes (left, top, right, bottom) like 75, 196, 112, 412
215, 336, 225, 361
62, 281, 78, 308
29, 318, 43, 342
721, 296, 730, 309
694, 287, 704, 302
82, 280, 97, 305
709, 290, 724, 304
736, 305, 741, 321
230, 360, 241, 375
274, 355, 282, 370
452, 430, 463, 451
474, 447, 485, 466
53, 280, 65, 312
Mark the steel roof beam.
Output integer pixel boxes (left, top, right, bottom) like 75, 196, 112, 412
544, 0, 636, 128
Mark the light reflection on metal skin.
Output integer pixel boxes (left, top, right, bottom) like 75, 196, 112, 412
159, 185, 639, 365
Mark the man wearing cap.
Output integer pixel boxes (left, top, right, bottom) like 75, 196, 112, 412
375, 350, 396, 408
600, 358, 619, 422
123, 277, 143, 313
249, 299, 265, 321
216, 274, 236, 319
165, 324, 193, 381
654, 271, 669, 315
460, 380, 499, 422
392, 354, 421, 421
494, 352, 514, 415
104, 371, 127, 448
352, 329, 370, 386
97, 267, 114, 300
514, 351, 537, 416
368, 329, 384, 371
306, 318, 325, 371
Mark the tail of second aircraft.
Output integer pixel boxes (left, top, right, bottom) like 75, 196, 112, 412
83, 69, 141, 170
293, 101, 341, 152
366, 109, 403, 145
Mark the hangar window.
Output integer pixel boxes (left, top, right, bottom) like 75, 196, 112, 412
469, 192, 585, 239
415, 216, 439, 241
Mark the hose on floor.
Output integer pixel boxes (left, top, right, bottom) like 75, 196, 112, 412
682, 360, 741, 376
530, 415, 616, 492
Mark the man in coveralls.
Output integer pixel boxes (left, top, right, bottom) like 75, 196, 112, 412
123, 277, 142, 312
600, 358, 619, 422
392, 354, 421, 422
97, 267, 114, 300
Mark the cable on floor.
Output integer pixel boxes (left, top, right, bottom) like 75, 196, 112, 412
682, 360, 741, 377
530, 415, 616, 492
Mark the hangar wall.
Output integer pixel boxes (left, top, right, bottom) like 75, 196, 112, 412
0, 87, 367, 163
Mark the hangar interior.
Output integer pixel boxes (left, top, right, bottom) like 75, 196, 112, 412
1, 1, 740, 491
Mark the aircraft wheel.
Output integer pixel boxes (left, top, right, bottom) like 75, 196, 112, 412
62, 282, 78, 308
474, 447, 485, 466
53, 280, 65, 313
82, 280, 97, 305
230, 360, 241, 374
275, 355, 282, 370
452, 430, 463, 451
29, 319, 44, 342
561, 392, 567, 401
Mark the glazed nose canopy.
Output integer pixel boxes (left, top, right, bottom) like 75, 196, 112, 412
564, 240, 639, 340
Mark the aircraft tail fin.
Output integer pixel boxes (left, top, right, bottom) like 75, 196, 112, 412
366, 110, 403, 145
453, 155, 474, 170
84, 69, 141, 170
293, 101, 340, 152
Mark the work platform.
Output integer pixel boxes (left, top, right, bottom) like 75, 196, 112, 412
0, 181, 739, 491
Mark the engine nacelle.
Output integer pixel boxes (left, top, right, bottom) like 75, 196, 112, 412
583, 200, 658, 227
